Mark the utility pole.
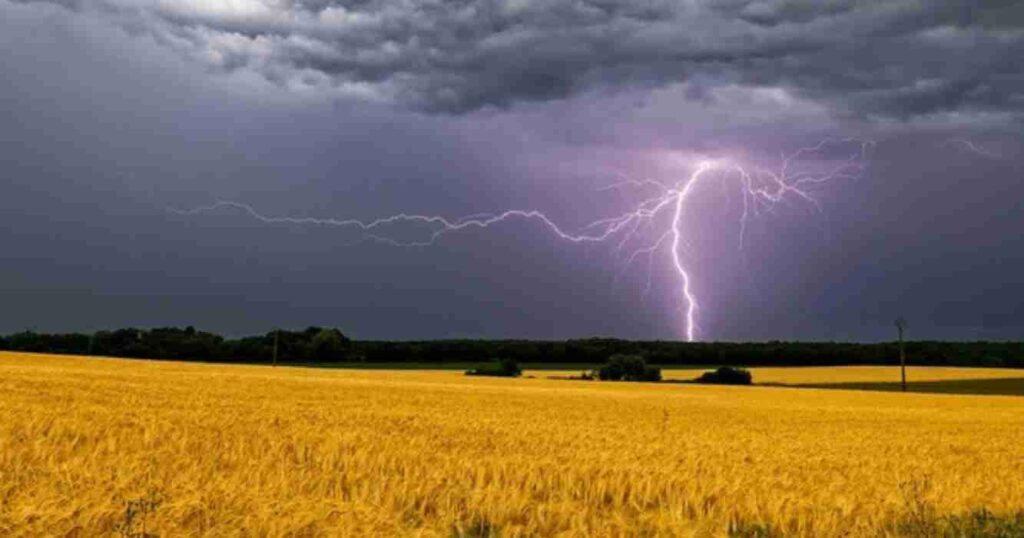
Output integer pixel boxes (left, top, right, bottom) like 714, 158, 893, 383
87, 332, 94, 356
895, 317, 907, 392
272, 330, 279, 367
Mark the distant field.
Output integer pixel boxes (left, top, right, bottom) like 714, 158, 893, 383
296, 361, 714, 371
743, 365, 1024, 385
3, 352, 1024, 536
538, 365, 1024, 395
735, 366, 1024, 396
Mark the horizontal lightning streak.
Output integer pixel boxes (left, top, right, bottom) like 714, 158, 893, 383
172, 139, 871, 341
943, 138, 1002, 160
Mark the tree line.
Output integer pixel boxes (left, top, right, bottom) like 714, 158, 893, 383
0, 327, 348, 363
0, 328, 1022, 367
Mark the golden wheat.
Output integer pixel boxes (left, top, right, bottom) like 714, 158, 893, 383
2, 352, 1023, 536
546, 365, 1024, 385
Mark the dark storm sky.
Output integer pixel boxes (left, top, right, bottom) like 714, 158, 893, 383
1, 0, 1022, 341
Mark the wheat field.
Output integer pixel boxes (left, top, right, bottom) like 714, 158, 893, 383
548, 365, 1024, 385
2, 352, 1024, 536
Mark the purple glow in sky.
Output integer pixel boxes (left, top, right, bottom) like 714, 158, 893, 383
1, 1, 1022, 340
175, 139, 871, 341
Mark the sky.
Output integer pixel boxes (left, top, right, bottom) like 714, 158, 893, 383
1, 0, 1022, 341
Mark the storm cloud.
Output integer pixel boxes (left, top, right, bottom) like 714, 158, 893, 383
2, 0, 1023, 341
11, 0, 1024, 118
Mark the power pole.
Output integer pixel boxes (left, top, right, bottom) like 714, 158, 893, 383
895, 317, 907, 392
272, 330, 279, 367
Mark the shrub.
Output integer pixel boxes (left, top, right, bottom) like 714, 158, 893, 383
639, 365, 662, 382
597, 355, 661, 382
465, 358, 522, 378
693, 366, 752, 385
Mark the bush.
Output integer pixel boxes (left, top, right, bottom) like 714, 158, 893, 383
597, 355, 661, 382
637, 364, 662, 382
694, 366, 752, 385
465, 358, 522, 378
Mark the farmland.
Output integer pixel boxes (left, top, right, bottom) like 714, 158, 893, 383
2, 352, 1024, 536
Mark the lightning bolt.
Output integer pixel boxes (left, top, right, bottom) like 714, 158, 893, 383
943, 138, 1001, 159
171, 139, 871, 341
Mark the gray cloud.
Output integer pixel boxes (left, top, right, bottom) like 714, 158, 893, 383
9, 0, 1024, 118
3, 0, 1024, 341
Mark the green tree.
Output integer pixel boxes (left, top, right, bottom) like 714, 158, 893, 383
598, 355, 661, 382
310, 329, 346, 361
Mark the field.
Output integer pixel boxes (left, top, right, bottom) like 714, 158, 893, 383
544, 365, 1024, 396
2, 352, 1024, 536
541, 364, 1024, 382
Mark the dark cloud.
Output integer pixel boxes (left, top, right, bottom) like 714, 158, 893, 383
9, 0, 1024, 118
3, 0, 1024, 341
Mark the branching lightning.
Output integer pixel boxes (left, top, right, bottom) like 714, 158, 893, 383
172, 139, 871, 341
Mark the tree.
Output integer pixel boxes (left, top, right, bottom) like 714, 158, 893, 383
310, 329, 346, 361
693, 366, 752, 385
465, 358, 522, 377
597, 355, 661, 382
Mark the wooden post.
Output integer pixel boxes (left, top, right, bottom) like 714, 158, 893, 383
895, 318, 907, 392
